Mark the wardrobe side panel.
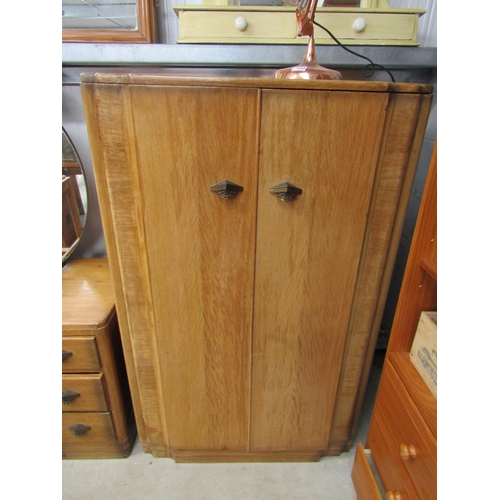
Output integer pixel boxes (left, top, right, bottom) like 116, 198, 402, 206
328, 93, 433, 452
81, 82, 167, 451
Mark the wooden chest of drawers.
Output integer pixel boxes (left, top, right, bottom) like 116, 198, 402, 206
62, 258, 136, 459
364, 357, 437, 499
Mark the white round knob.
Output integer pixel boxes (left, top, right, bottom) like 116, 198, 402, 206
235, 16, 248, 32
352, 17, 366, 33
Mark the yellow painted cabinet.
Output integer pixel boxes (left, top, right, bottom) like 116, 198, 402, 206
81, 75, 432, 462
173, 6, 424, 45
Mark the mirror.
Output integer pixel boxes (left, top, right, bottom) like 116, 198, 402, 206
62, 128, 88, 264
62, 0, 138, 31
62, 0, 155, 43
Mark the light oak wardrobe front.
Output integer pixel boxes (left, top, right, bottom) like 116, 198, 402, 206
81, 75, 432, 462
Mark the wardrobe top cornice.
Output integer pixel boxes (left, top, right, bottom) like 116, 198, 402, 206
80, 73, 433, 94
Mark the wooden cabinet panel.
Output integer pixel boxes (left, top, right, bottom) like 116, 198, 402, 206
127, 85, 260, 451
62, 374, 108, 412
81, 76, 432, 461
251, 90, 388, 451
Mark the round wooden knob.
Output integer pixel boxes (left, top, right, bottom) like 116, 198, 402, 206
352, 17, 366, 33
235, 16, 248, 32
386, 491, 402, 500
399, 443, 417, 459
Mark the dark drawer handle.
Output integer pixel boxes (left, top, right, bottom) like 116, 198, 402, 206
210, 180, 243, 200
62, 390, 81, 405
68, 423, 91, 438
269, 182, 302, 202
62, 350, 73, 362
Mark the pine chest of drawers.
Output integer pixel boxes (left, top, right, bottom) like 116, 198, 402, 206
62, 258, 136, 459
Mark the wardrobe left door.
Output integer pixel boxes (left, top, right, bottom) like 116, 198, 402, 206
83, 82, 261, 455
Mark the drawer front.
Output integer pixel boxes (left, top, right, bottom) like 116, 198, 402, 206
62, 374, 108, 412
374, 361, 437, 499
178, 11, 297, 42
315, 13, 417, 42
62, 337, 100, 372
62, 412, 116, 444
351, 443, 383, 500
368, 410, 420, 500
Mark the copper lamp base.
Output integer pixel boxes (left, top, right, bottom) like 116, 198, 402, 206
275, 35, 342, 80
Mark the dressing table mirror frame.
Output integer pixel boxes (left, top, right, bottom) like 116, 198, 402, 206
62, 127, 88, 265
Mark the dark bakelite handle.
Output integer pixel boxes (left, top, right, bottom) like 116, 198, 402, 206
210, 180, 243, 200
269, 182, 302, 202
62, 350, 73, 362
62, 390, 81, 405
68, 423, 91, 438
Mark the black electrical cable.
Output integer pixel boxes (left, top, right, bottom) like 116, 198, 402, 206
312, 20, 396, 82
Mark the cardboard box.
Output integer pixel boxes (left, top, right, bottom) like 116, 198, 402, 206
410, 311, 437, 398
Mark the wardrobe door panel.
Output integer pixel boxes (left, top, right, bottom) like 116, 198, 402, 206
129, 85, 260, 450
250, 90, 388, 451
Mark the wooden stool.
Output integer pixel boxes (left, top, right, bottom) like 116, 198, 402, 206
62, 258, 136, 459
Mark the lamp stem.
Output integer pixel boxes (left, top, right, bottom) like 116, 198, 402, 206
304, 34, 317, 64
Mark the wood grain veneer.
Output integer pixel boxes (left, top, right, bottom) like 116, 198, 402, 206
251, 89, 387, 451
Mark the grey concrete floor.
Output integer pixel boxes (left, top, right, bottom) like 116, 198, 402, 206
62, 351, 385, 500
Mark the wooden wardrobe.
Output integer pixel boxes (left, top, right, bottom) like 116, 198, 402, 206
81, 74, 432, 462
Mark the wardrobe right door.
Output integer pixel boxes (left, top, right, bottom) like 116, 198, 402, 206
250, 88, 389, 453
